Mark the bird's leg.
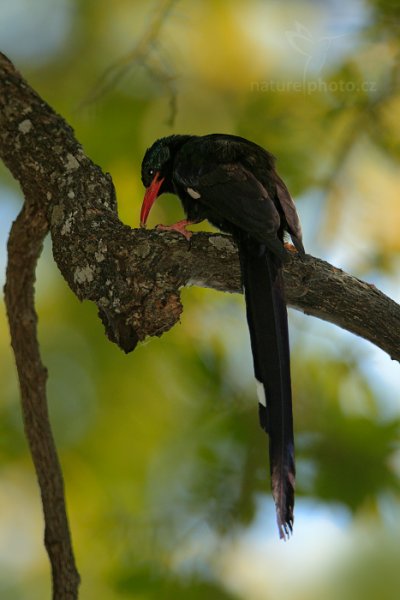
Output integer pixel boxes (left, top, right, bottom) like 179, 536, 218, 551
156, 219, 197, 240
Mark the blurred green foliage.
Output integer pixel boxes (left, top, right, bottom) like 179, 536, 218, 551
1, 0, 400, 598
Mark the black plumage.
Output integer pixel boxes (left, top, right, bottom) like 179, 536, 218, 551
140, 133, 304, 539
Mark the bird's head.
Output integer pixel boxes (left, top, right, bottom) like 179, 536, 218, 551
140, 135, 194, 228
140, 138, 175, 228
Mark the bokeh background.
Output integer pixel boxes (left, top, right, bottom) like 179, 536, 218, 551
1, 0, 400, 598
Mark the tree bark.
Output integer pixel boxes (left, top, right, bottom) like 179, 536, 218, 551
1, 51, 399, 597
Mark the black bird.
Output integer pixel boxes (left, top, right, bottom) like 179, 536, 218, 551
140, 134, 304, 539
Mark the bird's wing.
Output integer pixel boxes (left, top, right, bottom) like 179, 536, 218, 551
273, 173, 304, 253
174, 159, 281, 246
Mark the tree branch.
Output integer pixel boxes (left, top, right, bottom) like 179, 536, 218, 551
1, 52, 399, 361
1, 48, 399, 595
4, 200, 80, 599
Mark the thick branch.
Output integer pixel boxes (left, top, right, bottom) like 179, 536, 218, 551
1, 50, 399, 357
1, 52, 399, 361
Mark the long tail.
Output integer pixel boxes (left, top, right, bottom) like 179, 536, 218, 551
237, 238, 295, 540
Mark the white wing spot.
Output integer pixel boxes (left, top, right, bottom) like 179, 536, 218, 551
255, 378, 267, 407
187, 187, 201, 199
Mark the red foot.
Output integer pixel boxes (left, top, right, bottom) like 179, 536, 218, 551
156, 219, 194, 240
284, 242, 297, 253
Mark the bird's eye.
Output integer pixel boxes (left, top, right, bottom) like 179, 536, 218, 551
149, 169, 154, 177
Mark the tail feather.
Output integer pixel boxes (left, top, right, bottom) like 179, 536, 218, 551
237, 238, 295, 539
